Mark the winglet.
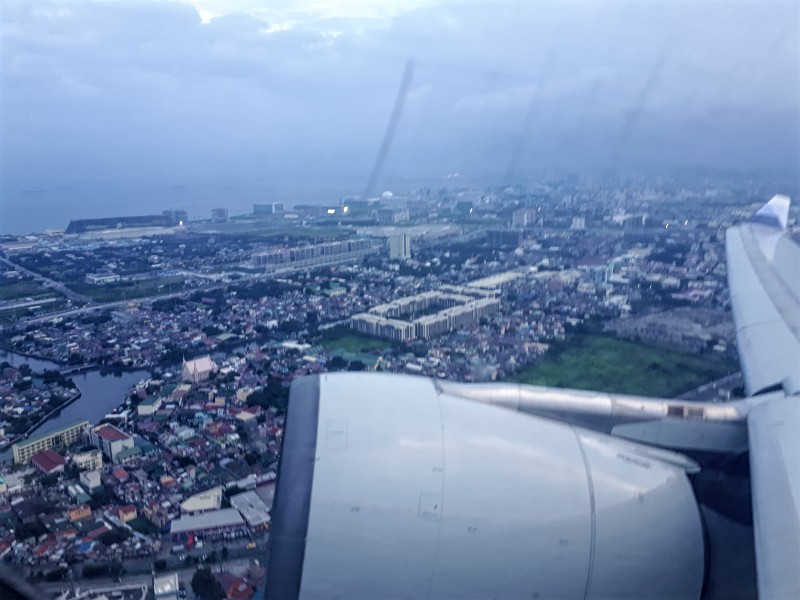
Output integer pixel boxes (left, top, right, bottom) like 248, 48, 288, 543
751, 194, 791, 229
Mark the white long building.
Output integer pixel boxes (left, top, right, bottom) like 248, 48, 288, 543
414, 298, 500, 339
351, 314, 416, 342
252, 239, 379, 272
352, 296, 500, 342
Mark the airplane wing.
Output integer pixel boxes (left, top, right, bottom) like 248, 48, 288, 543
266, 195, 799, 600
726, 195, 800, 599
725, 194, 800, 396
747, 397, 800, 600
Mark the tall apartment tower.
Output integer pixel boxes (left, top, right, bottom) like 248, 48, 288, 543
211, 208, 229, 223
389, 234, 412, 260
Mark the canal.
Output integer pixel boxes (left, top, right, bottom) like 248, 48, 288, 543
0, 350, 150, 462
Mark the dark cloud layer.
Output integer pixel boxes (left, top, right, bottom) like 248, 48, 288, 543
1, 0, 798, 200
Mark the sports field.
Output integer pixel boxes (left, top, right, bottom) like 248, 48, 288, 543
318, 331, 391, 354
508, 335, 736, 397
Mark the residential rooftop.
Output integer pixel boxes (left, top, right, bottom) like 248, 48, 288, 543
94, 423, 130, 442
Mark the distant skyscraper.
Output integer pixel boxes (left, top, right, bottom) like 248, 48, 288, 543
211, 208, 229, 223
389, 234, 412, 260
512, 208, 537, 228
163, 209, 188, 225
254, 203, 285, 215
571, 216, 586, 230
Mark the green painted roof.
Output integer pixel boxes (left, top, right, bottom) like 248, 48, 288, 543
115, 446, 142, 460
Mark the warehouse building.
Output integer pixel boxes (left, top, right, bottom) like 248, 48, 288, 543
170, 508, 247, 543
230, 491, 271, 532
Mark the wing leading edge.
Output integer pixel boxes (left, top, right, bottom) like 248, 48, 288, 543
727, 195, 800, 599
726, 195, 800, 396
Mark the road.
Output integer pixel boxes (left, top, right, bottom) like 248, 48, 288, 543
31, 553, 268, 598
17, 294, 182, 326
9, 267, 287, 327
0, 256, 94, 304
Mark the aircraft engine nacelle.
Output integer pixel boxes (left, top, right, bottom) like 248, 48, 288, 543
266, 373, 705, 599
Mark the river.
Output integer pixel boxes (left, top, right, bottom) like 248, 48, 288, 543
0, 350, 150, 462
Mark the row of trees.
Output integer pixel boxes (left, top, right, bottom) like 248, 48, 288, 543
192, 567, 226, 600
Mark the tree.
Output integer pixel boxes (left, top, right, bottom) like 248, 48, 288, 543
15, 521, 46, 542
327, 356, 347, 371
245, 377, 289, 412
191, 568, 226, 600
109, 561, 124, 577
174, 455, 196, 469
88, 487, 117, 509
278, 320, 302, 334
99, 528, 132, 546
67, 353, 85, 366
43, 567, 67, 581
82, 564, 110, 578
40, 473, 60, 487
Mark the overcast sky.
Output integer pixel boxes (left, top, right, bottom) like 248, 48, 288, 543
1, 0, 798, 205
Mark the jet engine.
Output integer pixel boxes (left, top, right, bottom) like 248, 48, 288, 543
266, 373, 705, 599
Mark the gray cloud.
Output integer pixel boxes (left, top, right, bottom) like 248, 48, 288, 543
1, 0, 798, 198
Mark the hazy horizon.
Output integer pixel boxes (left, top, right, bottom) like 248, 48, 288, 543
2, 0, 799, 233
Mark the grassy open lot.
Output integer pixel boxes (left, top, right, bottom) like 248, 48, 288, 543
508, 335, 737, 397
0, 298, 70, 324
245, 227, 347, 239
318, 330, 392, 354
0, 280, 52, 301
71, 276, 187, 303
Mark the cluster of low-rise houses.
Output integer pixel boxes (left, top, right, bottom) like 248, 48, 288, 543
1, 175, 773, 383
0, 353, 285, 581
0, 365, 79, 448
1, 205, 742, 385
0, 176, 788, 596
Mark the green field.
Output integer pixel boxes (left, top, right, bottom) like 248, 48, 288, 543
508, 335, 737, 397
318, 331, 391, 354
0, 280, 52, 301
220, 226, 347, 240
71, 276, 187, 302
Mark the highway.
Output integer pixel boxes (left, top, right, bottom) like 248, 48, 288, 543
0, 256, 94, 304
7, 267, 284, 327
30, 548, 268, 597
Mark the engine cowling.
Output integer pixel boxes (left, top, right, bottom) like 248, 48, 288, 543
267, 373, 705, 599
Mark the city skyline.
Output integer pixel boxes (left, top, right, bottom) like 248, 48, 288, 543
2, 0, 799, 234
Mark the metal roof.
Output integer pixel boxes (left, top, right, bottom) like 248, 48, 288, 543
170, 508, 244, 534
230, 490, 271, 527
154, 572, 179, 598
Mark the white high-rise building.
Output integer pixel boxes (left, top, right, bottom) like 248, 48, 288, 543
389, 234, 412, 259
571, 216, 586, 230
